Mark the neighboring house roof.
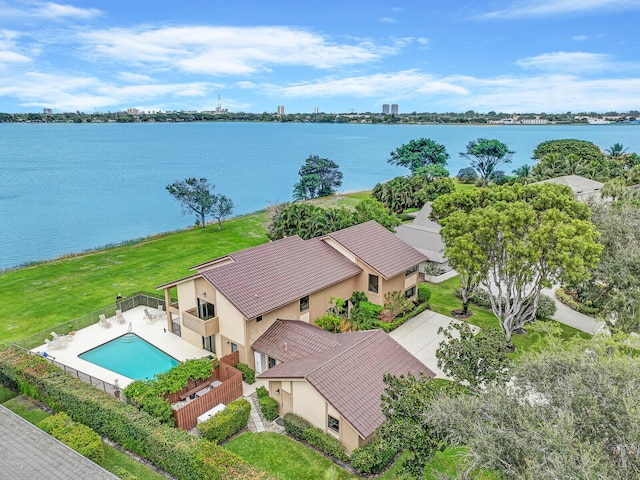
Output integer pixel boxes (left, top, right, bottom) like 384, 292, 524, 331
326, 220, 428, 279
201, 235, 362, 319
534, 175, 604, 194
395, 203, 446, 263
256, 320, 434, 439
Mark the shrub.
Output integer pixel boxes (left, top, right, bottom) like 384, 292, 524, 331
0, 344, 264, 480
302, 427, 348, 461
197, 399, 251, 443
457, 167, 478, 184
111, 467, 139, 480
282, 413, 347, 461
122, 379, 173, 424
315, 314, 343, 333
418, 284, 432, 304
255, 385, 269, 399
350, 437, 398, 474
235, 363, 255, 384
555, 288, 601, 315
39, 412, 105, 464
383, 290, 414, 318
282, 412, 311, 440
258, 395, 279, 421
349, 291, 368, 308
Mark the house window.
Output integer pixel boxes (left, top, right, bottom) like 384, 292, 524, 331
197, 298, 216, 320
300, 295, 309, 312
328, 415, 340, 433
406, 265, 418, 276
405, 286, 416, 298
368, 274, 379, 294
203, 335, 215, 353
256, 315, 263, 323
268, 356, 276, 369
230, 342, 238, 353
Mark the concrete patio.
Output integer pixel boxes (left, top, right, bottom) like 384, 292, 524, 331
32, 306, 213, 389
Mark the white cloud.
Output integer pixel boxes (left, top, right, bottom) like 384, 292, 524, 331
77, 26, 394, 75
36, 2, 102, 20
379, 17, 396, 24
118, 72, 155, 83
516, 51, 614, 73
478, 0, 640, 19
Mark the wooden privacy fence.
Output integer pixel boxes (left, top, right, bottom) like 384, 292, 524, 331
171, 352, 243, 430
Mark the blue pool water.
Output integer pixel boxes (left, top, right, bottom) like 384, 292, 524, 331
79, 333, 179, 380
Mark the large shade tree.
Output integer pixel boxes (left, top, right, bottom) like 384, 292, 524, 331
431, 183, 602, 346
293, 155, 343, 200
426, 337, 640, 479
387, 138, 449, 173
460, 138, 514, 186
166, 177, 221, 228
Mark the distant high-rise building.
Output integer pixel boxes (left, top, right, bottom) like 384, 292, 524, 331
382, 104, 390, 115
126, 108, 140, 115
43, 108, 53, 115
391, 104, 399, 115
314, 106, 319, 114
277, 105, 285, 115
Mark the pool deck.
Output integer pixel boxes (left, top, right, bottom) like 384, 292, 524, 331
32, 306, 213, 389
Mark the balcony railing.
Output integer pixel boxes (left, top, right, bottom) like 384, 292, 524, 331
183, 308, 219, 337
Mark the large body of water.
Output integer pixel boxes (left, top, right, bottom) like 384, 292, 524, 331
1, 121, 638, 269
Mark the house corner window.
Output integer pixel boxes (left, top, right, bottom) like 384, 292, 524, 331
368, 274, 379, 294
300, 295, 309, 312
256, 315, 263, 323
230, 342, 238, 353
328, 415, 340, 433
405, 286, 416, 298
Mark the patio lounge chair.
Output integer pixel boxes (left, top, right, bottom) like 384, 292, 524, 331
44, 338, 66, 350
143, 308, 155, 324
99, 314, 111, 328
115, 309, 126, 324
50, 331, 72, 347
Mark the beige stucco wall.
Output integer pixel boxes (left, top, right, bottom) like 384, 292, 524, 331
266, 378, 365, 455
176, 281, 200, 347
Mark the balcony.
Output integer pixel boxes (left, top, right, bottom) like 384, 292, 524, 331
183, 308, 219, 337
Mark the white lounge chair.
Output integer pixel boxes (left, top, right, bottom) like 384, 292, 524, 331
143, 308, 155, 324
45, 338, 66, 350
99, 314, 111, 328
50, 331, 72, 347
115, 309, 126, 324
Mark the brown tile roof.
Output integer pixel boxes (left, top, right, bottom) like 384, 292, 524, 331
257, 320, 434, 439
326, 220, 428, 279
200, 236, 362, 319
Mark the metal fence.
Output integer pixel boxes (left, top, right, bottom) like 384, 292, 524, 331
11, 293, 165, 351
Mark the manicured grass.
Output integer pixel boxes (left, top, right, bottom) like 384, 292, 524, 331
224, 431, 356, 480
101, 443, 169, 480
426, 276, 590, 354
3, 395, 51, 424
424, 447, 500, 480
454, 181, 478, 192
0, 384, 18, 403
0, 211, 271, 343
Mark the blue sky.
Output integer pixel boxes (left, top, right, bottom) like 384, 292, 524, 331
1, 0, 639, 114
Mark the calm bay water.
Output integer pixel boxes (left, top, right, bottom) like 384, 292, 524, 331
1, 121, 638, 269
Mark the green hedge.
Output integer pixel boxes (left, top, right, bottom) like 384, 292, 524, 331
374, 300, 431, 333
0, 345, 267, 480
350, 436, 398, 474
255, 386, 279, 421
282, 412, 347, 461
555, 288, 601, 316
418, 284, 432, 304
235, 363, 256, 384
39, 412, 105, 464
197, 399, 251, 443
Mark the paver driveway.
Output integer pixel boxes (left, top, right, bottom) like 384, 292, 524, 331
390, 309, 479, 379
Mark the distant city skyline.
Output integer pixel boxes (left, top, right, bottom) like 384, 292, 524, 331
1, 1, 639, 114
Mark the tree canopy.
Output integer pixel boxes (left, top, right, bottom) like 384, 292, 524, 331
166, 177, 231, 228
532, 138, 606, 163
431, 183, 602, 345
426, 336, 640, 479
460, 138, 514, 186
292, 155, 343, 200
387, 138, 449, 173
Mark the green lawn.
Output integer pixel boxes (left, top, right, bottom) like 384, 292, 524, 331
224, 431, 356, 480
426, 276, 590, 354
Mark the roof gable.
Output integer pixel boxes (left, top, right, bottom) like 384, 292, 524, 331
201, 236, 362, 319
257, 322, 434, 438
326, 221, 428, 279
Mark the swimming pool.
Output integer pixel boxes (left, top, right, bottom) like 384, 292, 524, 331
79, 333, 180, 380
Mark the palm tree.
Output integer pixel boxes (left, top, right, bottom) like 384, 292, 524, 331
605, 143, 629, 161
512, 164, 533, 184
